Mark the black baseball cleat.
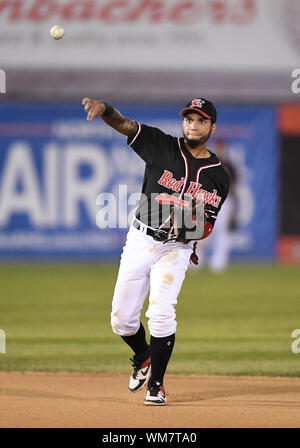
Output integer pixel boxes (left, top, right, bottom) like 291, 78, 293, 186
128, 355, 151, 392
144, 382, 166, 406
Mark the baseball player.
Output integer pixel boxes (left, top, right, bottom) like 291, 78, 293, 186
82, 97, 230, 406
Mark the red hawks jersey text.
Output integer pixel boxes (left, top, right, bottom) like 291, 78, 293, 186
158, 170, 222, 208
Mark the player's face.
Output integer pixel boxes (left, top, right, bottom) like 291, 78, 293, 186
182, 113, 216, 148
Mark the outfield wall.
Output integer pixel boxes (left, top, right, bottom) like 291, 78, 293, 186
278, 105, 300, 265
0, 102, 279, 261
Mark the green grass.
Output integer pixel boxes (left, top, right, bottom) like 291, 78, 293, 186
0, 264, 300, 376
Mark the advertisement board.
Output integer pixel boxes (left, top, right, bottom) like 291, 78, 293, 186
0, 103, 277, 259
0, 0, 298, 72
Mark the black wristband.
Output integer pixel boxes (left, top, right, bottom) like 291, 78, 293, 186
102, 102, 114, 117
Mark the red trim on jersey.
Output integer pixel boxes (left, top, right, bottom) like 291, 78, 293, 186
195, 163, 221, 239
128, 122, 142, 146
178, 138, 189, 199
195, 162, 222, 184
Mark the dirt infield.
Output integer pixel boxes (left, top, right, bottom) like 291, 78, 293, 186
1, 372, 300, 428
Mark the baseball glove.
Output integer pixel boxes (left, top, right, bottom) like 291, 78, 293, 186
155, 193, 206, 243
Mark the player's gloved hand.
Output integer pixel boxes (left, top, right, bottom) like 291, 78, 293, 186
155, 194, 208, 243
173, 196, 205, 242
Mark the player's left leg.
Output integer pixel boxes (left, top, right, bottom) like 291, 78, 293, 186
144, 241, 193, 405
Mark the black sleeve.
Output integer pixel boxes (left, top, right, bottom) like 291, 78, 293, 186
127, 123, 173, 165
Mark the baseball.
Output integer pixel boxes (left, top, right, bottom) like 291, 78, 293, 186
50, 25, 64, 40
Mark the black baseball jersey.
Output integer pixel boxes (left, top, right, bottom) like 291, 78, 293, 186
127, 123, 230, 231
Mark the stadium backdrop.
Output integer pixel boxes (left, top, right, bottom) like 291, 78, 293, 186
0, 103, 277, 260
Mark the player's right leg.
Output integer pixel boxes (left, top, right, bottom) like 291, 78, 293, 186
144, 241, 193, 405
111, 225, 156, 392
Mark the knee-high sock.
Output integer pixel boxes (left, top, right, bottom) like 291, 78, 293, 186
149, 333, 175, 386
121, 322, 150, 362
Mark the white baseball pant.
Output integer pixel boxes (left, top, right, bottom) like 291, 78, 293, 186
111, 223, 194, 338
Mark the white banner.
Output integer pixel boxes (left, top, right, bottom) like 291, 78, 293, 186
0, 0, 298, 71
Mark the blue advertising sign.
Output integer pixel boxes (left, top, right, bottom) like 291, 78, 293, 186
0, 103, 277, 260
